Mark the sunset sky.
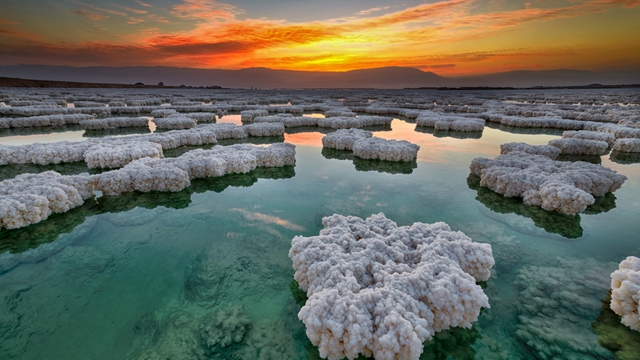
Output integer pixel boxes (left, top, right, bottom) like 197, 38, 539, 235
1, 0, 639, 76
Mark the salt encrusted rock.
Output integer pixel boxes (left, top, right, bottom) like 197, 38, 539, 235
153, 115, 197, 130
241, 109, 269, 122
613, 138, 640, 153
243, 122, 285, 137
252, 115, 318, 127
150, 109, 178, 118
470, 150, 627, 215
322, 129, 373, 150
0, 172, 94, 229
184, 112, 216, 123
0, 114, 95, 128
562, 130, 616, 146
317, 116, 392, 129
289, 213, 494, 360
547, 138, 609, 155
611, 256, 640, 331
416, 112, 485, 132
208, 123, 248, 139
96, 143, 295, 196
83, 142, 164, 169
353, 137, 419, 162
500, 142, 561, 159
79, 117, 149, 130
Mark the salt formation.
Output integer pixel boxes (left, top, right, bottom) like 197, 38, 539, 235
500, 142, 560, 159
153, 115, 197, 130
0, 172, 94, 229
613, 138, 640, 153
95, 143, 296, 196
353, 137, 420, 162
470, 150, 627, 215
208, 123, 248, 139
242, 123, 285, 137
83, 142, 164, 169
610, 256, 640, 331
289, 213, 494, 360
322, 129, 373, 150
184, 112, 216, 123
416, 112, 485, 132
0, 114, 95, 128
316, 116, 391, 129
252, 115, 318, 128
79, 117, 149, 130
562, 130, 616, 146
241, 109, 269, 122
547, 138, 609, 155
150, 109, 178, 118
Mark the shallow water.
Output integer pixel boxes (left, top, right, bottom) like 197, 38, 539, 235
1, 103, 640, 359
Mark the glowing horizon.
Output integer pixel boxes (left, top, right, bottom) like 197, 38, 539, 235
1, 0, 639, 77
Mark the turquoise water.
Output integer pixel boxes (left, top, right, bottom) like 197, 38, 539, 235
1, 117, 640, 359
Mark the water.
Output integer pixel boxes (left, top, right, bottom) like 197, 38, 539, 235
1, 112, 640, 359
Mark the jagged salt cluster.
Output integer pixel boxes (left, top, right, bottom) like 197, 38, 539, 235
547, 138, 609, 155
416, 112, 485, 132
289, 213, 494, 360
611, 256, 640, 331
83, 142, 164, 169
500, 142, 561, 159
0, 143, 296, 229
243, 122, 285, 137
470, 150, 627, 215
562, 130, 616, 146
322, 129, 373, 150
613, 138, 640, 153
0, 172, 94, 229
240, 109, 269, 122
79, 117, 149, 130
353, 137, 420, 162
153, 115, 197, 130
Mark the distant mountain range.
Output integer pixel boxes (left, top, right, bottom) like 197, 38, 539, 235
0, 65, 639, 89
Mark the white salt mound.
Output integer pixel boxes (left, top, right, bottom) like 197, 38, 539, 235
610, 256, 640, 331
416, 112, 484, 132
153, 115, 197, 130
353, 137, 419, 162
83, 142, 164, 169
208, 123, 248, 139
1, 114, 95, 128
289, 213, 494, 360
150, 109, 178, 118
252, 115, 318, 128
547, 138, 609, 155
317, 116, 391, 129
613, 138, 640, 153
243, 122, 285, 137
500, 142, 560, 159
79, 117, 149, 130
470, 150, 627, 215
241, 109, 269, 122
322, 129, 373, 150
562, 130, 616, 146
0, 172, 94, 229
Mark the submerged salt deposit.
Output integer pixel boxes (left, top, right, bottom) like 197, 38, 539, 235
470, 150, 627, 215
611, 256, 640, 331
289, 213, 494, 360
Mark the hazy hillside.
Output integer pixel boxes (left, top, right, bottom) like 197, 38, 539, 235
0, 65, 638, 88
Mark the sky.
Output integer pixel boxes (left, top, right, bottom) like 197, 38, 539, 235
0, 0, 639, 76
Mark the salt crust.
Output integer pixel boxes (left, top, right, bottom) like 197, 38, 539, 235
613, 138, 640, 153
470, 151, 627, 215
353, 137, 420, 162
0, 114, 95, 128
242, 122, 285, 137
0, 172, 94, 229
79, 117, 149, 130
152, 115, 197, 130
322, 129, 373, 150
611, 256, 640, 331
0, 143, 295, 229
415, 112, 485, 132
251, 115, 392, 129
562, 130, 616, 146
289, 213, 494, 360
547, 138, 609, 155
241, 109, 269, 122
500, 142, 561, 159
83, 142, 164, 169
150, 109, 178, 118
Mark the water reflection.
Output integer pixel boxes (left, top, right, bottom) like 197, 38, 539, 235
415, 126, 483, 139
610, 151, 640, 165
0, 166, 295, 256
467, 174, 617, 239
322, 148, 417, 174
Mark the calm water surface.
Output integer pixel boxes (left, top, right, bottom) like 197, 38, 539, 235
1, 117, 639, 359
